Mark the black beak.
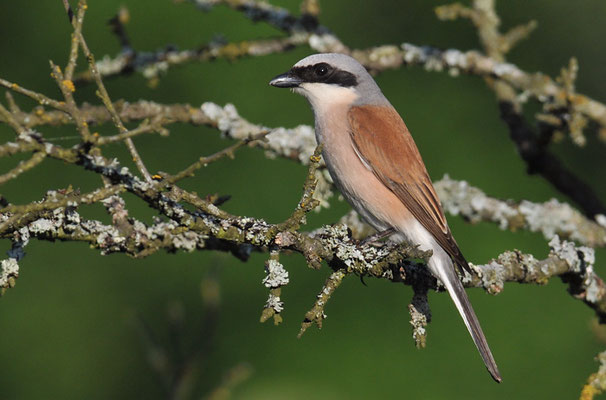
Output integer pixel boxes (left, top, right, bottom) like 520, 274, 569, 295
269, 72, 303, 88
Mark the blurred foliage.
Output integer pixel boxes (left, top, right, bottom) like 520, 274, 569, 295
0, 0, 605, 399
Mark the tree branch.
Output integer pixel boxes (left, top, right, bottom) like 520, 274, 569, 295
65, 0, 606, 143
498, 101, 605, 218
435, 176, 606, 248
434, 0, 605, 219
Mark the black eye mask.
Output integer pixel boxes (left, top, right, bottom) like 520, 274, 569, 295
290, 63, 358, 87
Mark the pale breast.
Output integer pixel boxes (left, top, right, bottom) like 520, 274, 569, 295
314, 102, 412, 233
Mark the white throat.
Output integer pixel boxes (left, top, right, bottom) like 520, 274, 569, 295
295, 83, 359, 112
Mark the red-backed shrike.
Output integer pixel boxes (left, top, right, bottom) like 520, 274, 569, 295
269, 53, 501, 382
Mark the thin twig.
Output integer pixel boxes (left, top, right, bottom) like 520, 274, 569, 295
270, 144, 323, 236
298, 269, 346, 337
167, 186, 236, 220
61, 0, 74, 23
0, 184, 123, 215
0, 152, 46, 185
64, 0, 86, 81
96, 121, 164, 145
66, 0, 152, 182
0, 78, 68, 111
50, 61, 94, 142
0, 102, 26, 134
167, 132, 269, 184
4, 92, 21, 115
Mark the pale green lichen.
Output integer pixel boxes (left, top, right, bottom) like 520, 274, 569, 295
172, 232, 198, 252
408, 301, 429, 349
478, 260, 506, 294
0, 258, 19, 288
262, 259, 289, 288
548, 235, 594, 273
435, 175, 606, 247
264, 292, 284, 313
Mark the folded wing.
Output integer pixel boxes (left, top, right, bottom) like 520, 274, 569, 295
348, 104, 469, 272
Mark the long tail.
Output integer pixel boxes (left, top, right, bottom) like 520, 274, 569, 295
429, 254, 502, 383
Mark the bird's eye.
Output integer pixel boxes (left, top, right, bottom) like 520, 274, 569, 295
314, 64, 329, 77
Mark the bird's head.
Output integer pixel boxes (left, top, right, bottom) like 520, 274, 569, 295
269, 53, 387, 109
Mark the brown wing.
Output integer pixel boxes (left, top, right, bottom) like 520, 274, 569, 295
348, 105, 469, 272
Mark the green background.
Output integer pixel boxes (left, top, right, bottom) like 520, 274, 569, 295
1, 0, 605, 398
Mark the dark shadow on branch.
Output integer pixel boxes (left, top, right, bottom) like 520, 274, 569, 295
499, 100, 606, 218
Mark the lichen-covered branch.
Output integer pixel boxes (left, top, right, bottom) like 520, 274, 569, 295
498, 100, 606, 218
434, 0, 605, 219
466, 236, 604, 319
435, 176, 606, 248
60, 0, 606, 149
408, 293, 430, 349
0, 130, 603, 331
298, 268, 346, 337
68, 2, 152, 182
15, 0, 604, 221
8, 95, 603, 243
2, 99, 602, 246
184, 0, 326, 35
78, 21, 606, 137
260, 250, 288, 325
75, 35, 309, 85
73, 0, 319, 85
4, 101, 318, 164
0, 240, 24, 295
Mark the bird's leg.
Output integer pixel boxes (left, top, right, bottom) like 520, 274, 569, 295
360, 227, 396, 246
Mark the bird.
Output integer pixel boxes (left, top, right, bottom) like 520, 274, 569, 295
269, 53, 501, 382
